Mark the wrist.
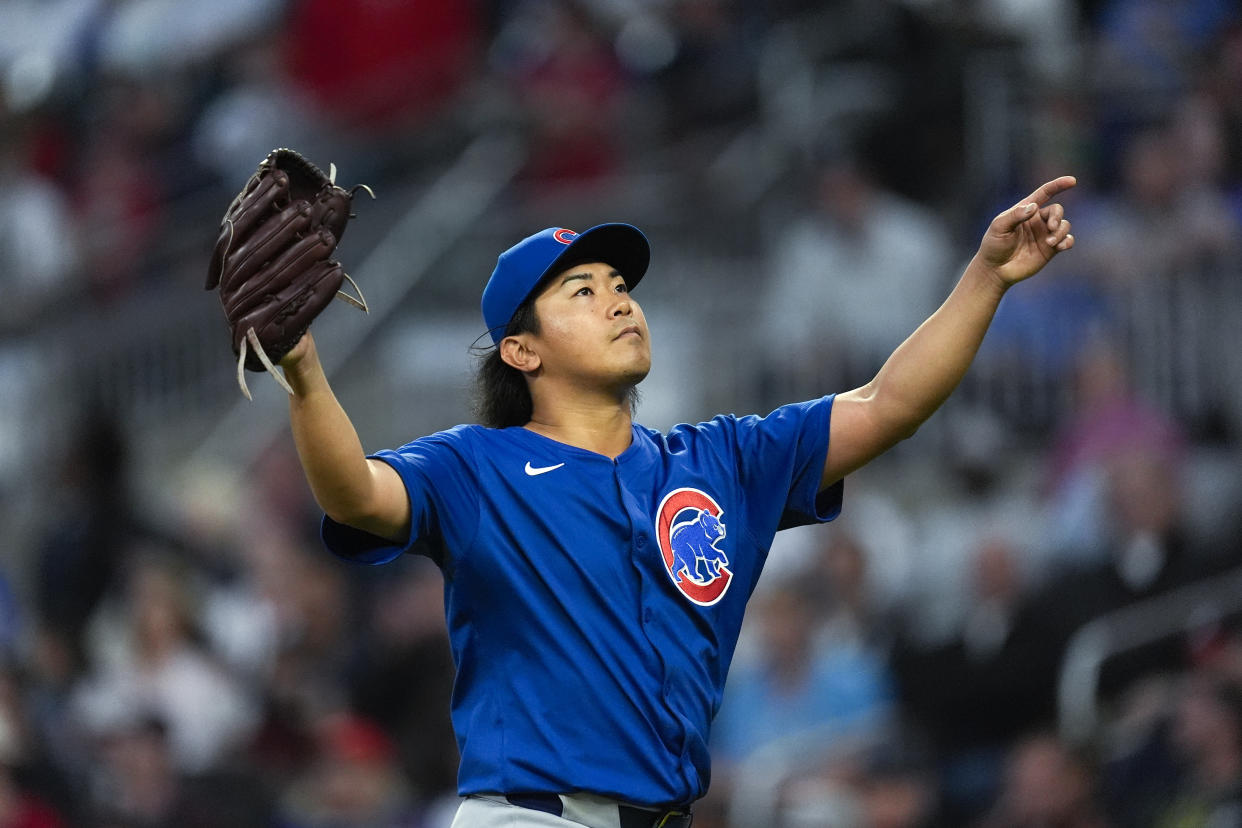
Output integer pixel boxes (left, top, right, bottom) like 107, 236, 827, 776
964, 255, 1012, 299
281, 341, 325, 395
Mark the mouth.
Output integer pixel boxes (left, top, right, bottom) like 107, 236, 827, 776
614, 325, 642, 341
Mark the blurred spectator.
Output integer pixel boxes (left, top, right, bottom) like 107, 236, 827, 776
1154, 677, 1242, 827
91, 0, 283, 78
88, 715, 187, 827
277, 712, 420, 828
655, 0, 764, 138
20, 629, 83, 810
281, 0, 480, 134
0, 665, 72, 827
1203, 21, 1242, 192
0, 578, 19, 665
1171, 91, 1232, 194
767, 487, 916, 628
1089, 0, 1238, 163
973, 0, 1082, 84
0, 671, 32, 794
1034, 442, 1227, 710
271, 550, 353, 702
0, 764, 64, 828
1098, 673, 1242, 827
726, 735, 937, 828
711, 572, 895, 767
852, 747, 939, 828
0, 0, 100, 110
975, 732, 1110, 828
70, 78, 168, 302
70, 558, 259, 775
1078, 122, 1239, 291
199, 554, 282, 688
812, 530, 895, 652
976, 242, 1113, 403
348, 560, 458, 807
492, 0, 628, 196
1063, 100, 1241, 442
191, 36, 328, 187
0, 115, 80, 330
243, 539, 355, 785
250, 443, 325, 548
0, 341, 55, 492
893, 537, 1065, 822
86, 713, 272, 828
1044, 335, 1187, 562
33, 410, 134, 673
758, 150, 954, 396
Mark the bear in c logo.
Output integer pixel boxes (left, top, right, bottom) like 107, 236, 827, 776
656, 488, 732, 606
553, 228, 578, 244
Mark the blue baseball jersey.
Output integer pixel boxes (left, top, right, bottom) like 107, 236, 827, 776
322, 394, 843, 807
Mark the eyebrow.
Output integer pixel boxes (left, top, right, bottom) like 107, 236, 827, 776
559, 268, 623, 287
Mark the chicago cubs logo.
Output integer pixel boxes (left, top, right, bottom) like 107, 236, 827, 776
656, 488, 732, 606
553, 228, 578, 244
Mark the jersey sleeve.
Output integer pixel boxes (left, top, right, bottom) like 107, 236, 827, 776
320, 427, 481, 567
730, 394, 842, 537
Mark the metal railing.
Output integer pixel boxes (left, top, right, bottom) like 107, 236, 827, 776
1057, 564, 1242, 744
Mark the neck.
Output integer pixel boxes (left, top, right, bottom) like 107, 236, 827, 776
526, 390, 635, 459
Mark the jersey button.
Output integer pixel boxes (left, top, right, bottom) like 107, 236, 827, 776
643, 608, 653, 624
635, 535, 647, 549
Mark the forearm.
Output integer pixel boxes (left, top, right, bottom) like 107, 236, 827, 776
824, 178, 1075, 487
283, 339, 381, 525
862, 255, 1008, 432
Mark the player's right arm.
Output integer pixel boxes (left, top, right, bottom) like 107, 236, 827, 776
280, 331, 411, 543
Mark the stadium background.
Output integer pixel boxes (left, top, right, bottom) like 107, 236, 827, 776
2, 0, 1242, 825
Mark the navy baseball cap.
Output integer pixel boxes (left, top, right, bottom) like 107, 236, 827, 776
482, 223, 650, 344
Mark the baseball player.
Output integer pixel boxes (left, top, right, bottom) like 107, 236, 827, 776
271, 177, 1076, 827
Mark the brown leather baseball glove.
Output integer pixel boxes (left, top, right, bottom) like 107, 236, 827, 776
206, 148, 373, 398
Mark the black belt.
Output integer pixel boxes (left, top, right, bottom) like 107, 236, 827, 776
505, 793, 693, 828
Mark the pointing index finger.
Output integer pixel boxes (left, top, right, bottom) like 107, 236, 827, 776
1023, 175, 1077, 208
995, 175, 1077, 234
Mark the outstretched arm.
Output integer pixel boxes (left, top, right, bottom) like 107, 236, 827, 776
281, 332, 411, 542
821, 176, 1077, 488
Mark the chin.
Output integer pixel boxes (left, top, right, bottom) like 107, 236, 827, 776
624, 355, 652, 384
609, 362, 650, 390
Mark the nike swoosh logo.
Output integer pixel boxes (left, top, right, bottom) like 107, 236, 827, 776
524, 461, 565, 476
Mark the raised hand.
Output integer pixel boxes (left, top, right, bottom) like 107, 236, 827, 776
977, 176, 1077, 287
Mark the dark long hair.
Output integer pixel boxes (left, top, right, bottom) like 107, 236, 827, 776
472, 299, 541, 429
471, 296, 641, 429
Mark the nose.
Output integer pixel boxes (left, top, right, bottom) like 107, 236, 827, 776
611, 294, 634, 317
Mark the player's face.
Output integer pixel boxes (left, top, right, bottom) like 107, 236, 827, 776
529, 261, 652, 389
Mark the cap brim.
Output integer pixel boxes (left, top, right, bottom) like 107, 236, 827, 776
541, 223, 650, 291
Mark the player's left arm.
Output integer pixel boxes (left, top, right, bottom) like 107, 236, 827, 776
820, 176, 1077, 490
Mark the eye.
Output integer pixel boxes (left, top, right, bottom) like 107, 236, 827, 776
614, 281, 628, 293
575, 286, 593, 296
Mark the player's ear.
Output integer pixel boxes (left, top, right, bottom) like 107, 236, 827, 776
499, 334, 541, 374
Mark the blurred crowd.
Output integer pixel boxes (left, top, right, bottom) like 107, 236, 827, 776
4, 0, 1242, 826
